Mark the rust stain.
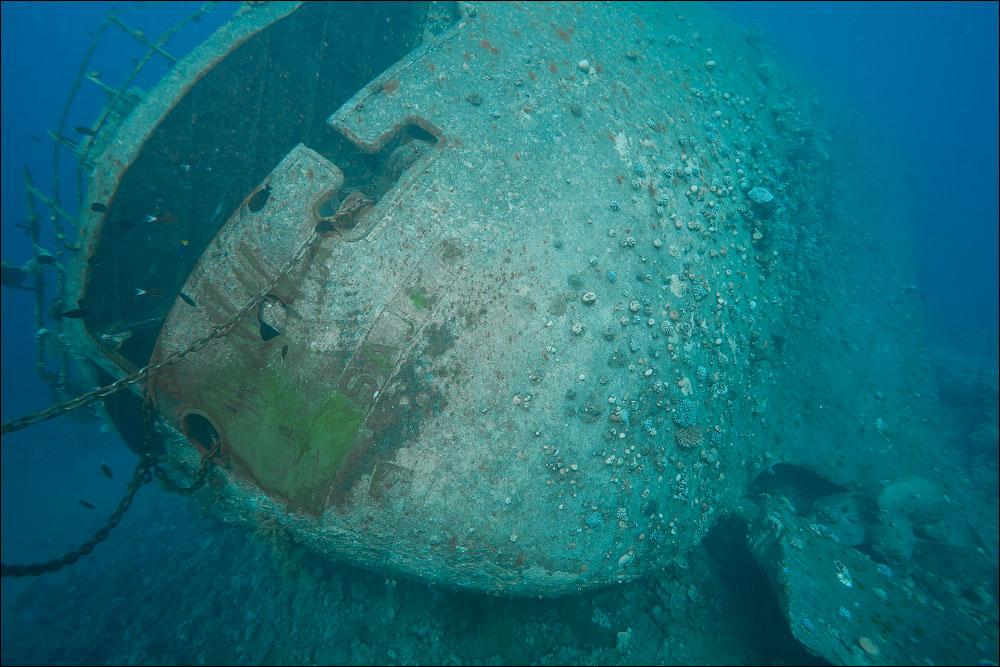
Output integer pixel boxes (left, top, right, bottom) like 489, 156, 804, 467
549, 61, 558, 74
383, 78, 399, 94
528, 70, 537, 81
479, 38, 500, 54
555, 27, 571, 42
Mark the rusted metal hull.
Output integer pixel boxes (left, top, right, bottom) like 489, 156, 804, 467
59, 2, 965, 603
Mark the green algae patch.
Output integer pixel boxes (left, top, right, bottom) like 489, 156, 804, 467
205, 361, 364, 514
305, 392, 364, 474
362, 343, 397, 377
407, 283, 435, 310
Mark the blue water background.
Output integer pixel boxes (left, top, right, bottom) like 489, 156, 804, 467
1, 0, 998, 659
1, 0, 241, 621
712, 1, 999, 354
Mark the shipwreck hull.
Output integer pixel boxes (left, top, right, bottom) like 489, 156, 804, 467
54, 1, 984, 611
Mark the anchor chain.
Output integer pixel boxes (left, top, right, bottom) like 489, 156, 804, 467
1, 228, 325, 436
1, 456, 152, 578
0, 442, 221, 578
1, 225, 329, 576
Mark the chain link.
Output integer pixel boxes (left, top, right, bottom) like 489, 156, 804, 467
1, 456, 151, 577
1, 230, 323, 436
152, 436, 222, 496
1, 226, 327, 576
0, 443, 221, 578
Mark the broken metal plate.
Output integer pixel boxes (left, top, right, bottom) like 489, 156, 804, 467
744, 497, 995, 665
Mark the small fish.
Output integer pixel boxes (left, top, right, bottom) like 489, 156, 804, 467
87, 256, 106, 267
248, 184, 272, 213
144, 211, 178, 224
135, 287, 163, 296
30, 135, 42, 143
208, 200, 223, 224
112, 217, 135, 229
281, 344, 289, 361
179, 292, 197, 308
36, 252, 56, 265
74, 125, 97, 136
180, 163, 190, 172
91, 202, 108, 213
78, 499, 96, 510
60, 308, 88, 319
100, 462, 113, 479
88, 71, 102, 78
